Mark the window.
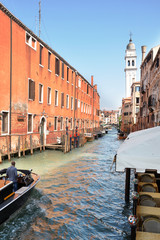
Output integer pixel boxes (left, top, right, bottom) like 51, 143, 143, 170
39, 84, 43, 103
75, 98, 77, 110
32, 38, 36, 49
136, 97, 140, 104
28, 114, 33, 133
71, 97, 73, 110
62, 62, 64, 79
60, 117, 63, 130
136, 107, 139, 113
66, 117, 68, 128
124, 112, 128, 116
135, 86, 140, 92
78, 79, 81, 88
128, 60, 130, 66
28, 79, 35, 101
81, 102, 83, 112
70, 118, 72, 129
66, 95, 69, 109
61, 93, 64, 108
48, 87, 51, 105
55, 58, 60, 75
67, 67, 69, 82
132, 60, 134, 66
25, 32, 36, 50
54, 117, 58, 131
87, 84, 89, 94
39, 45, 43, 65
2, 111, 9, 134
48, 52, 51, 70
78, 100, 80, 108
72, 71, 73, 85
55, 90, 58, 106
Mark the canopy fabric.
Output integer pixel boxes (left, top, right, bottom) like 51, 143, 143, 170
116, 126, 160, 173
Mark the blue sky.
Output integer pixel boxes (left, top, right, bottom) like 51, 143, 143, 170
1, 0, 160, 110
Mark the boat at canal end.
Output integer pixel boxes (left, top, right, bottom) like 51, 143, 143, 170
0, 169, 40, 224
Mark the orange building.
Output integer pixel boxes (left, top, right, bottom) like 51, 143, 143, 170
0, 3, 100, 155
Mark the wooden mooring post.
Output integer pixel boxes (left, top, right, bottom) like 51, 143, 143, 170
125, 168, 130, 203
6, 135, 11, 161
30, 135, 33, 155
18, 136, 21, 158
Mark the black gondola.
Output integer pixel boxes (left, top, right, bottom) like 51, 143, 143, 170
0, 168, 40, 224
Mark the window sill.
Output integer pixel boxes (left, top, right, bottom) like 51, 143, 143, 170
61, 77, 64, 80
47, 103, 51, 105
1, 132, 9, 136
48, 69, 52, 73
39, 64, 44, 68
67, 81, 69, 84
55, 74, 59, 77
39, 101, 43, 104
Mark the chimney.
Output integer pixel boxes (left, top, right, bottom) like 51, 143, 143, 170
91, 75, 93, 86
141, 46, 147, 62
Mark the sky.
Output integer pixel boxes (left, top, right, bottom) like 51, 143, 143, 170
1, 0, 160, 110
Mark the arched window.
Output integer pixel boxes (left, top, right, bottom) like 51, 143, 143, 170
128, 60, 130, 66
132, 60, 134, 66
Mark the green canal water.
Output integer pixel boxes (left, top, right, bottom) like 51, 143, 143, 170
0, 129, 132, 240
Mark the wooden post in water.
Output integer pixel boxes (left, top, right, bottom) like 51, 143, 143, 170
43, 135, 45, 151
6, 136, 11, 161
18, 136, 21, 158
22, 135, 25, 157
30, 135, 33, 155
125, 168, 130, 203
0, 152, 2, 163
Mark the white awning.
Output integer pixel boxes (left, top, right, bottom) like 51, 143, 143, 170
116, 126, 160, 173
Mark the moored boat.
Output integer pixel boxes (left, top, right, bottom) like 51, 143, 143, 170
117, 132, 127, 140
0, 168, 40, 225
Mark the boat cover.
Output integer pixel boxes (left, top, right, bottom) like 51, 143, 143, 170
116, 126, 160, 173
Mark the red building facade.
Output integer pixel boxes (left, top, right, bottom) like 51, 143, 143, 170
0, 4, 100, 154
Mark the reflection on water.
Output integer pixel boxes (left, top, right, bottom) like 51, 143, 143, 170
0, 129, 132, 240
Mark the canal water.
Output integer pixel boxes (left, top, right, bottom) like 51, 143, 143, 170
0, 129, 132, 240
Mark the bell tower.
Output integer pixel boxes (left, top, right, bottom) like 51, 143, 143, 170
125, 35, 137, 97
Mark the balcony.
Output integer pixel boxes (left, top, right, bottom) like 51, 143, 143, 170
148, 95, 157, 112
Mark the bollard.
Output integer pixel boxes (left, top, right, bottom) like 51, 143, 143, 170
70, 135, 72, 151
128, 215, 138, 240
132, 191, 139, 215
133, 178, 138, 192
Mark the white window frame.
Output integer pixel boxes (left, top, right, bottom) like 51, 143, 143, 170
78, 78, 81, 88
25, 32, 37, 50
1, 111, 9, 135
28, 78, 35, 101
71, 97, 73, 110
78, 99, 80, 109
39, 83, 43, 103
48, 51, 52, 72
60, 117, 63, 130
66, 94, 69, 109
47, 87, 51, 105
39, 43, 44, 67
54, 116, 58, 131
67, 67, 69, 83
55, 90, 58, 106
81, 102, 83, 112
27, 113, 33, 133
84, 103, 85, 113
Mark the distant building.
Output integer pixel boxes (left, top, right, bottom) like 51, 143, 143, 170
103, 110, 119, 125
121, 97, 132, 133
130, 82, 140, 131
125, 37, 137, 98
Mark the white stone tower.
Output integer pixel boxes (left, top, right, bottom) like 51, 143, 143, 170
125, 36, 137, 97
